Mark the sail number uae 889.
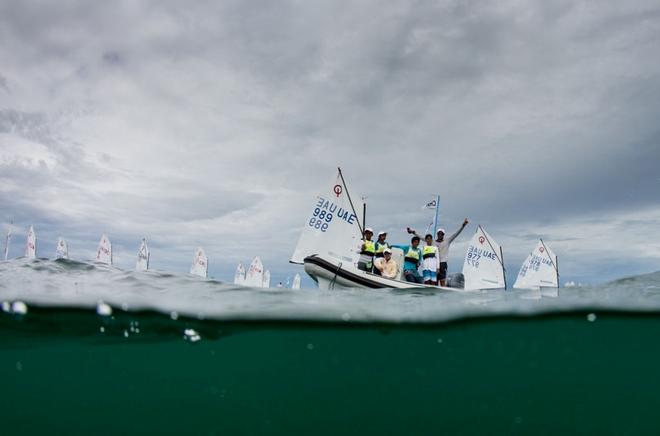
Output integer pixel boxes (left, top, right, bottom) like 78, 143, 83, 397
309, 207, 333, 232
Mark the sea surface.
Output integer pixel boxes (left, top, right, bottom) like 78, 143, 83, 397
2, 258, 660, 435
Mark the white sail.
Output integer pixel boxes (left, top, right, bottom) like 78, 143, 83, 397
290, 169, 364, 265
513, 239, 559, 289
190, 247, 208, 278
136, 238, 149, 271
262, 269, 271, 288
291, 273, 301, 289
234, 263, 245, 285
244, 256, 264, 287
96, 234, 112, 265
4, 227, 11, 261
55, 237, 69, 260
25, 225, 36, 259
462, 225, 506, 290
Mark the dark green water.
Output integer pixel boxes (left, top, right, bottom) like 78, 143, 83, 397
2, 309, 659, 435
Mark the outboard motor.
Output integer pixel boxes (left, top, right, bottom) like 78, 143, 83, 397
446, 272, 464, 289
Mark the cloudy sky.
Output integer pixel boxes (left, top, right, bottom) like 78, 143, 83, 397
1, 0, 659, 285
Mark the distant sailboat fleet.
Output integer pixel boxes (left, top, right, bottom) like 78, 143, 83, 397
1, 224, 295, 288
232, 257, 281, 288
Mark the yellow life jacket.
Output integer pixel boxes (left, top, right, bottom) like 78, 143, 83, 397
375, 241, 390, 257
422, 245, 436, 259
360, 240, 376, 257
404, 247, 420, 265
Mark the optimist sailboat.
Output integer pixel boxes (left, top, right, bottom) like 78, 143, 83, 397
25, 225, 37, 259
190, 247, 208, 278
290, 168, 457, 291
136, 238, 150, 271
3, 225, 11, 261
262, 270, 271, 288
244, 256, 264, 287
234, 263, 246, 285
96, 234, 112, 265
462, 225, 506, 291
291, 273, 301, 289
513, 239, 559, 290
55, 237, 69, 260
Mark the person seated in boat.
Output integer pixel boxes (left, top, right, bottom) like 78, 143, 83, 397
374, 248, 399, 279
357, 227, 376, 272
422, 234, 439, 285
373, 231, 390, 276
391, 236, 423, 284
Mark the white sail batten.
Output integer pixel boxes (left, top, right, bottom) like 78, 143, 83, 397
290, 169, 363, 265
96, 234, 112, 265
513, 239, 559, 289
136, 238, 150, 271
462, 225, 506, 290
190, 247, 208, 278
25, 225, 37, 259
291, 273, 301, 289
244, 256, 264, 287
234, 263, 245, 285
262, 270, 271, 288
56, 237, 69, 260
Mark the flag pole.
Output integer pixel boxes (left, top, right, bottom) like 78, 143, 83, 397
432, 195, 440, 236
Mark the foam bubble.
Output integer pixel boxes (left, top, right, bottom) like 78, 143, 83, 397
11, 301, 27, 315
184, 328, 201, 342
96, 302, 112, 316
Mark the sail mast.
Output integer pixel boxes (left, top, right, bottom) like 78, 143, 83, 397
500, 246, 507, 290
539, 238, 558, 275
432, 195, 440, 236
337, 167, 364, 235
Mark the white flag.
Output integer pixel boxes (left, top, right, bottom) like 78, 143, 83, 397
421, 198, 437, 210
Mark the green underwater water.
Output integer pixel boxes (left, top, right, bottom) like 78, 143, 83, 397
2, 310, 660, 435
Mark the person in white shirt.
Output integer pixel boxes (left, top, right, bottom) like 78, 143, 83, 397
374, 248, 399, 279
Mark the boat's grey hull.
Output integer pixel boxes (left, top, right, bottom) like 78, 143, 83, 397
303, 255, 459, 291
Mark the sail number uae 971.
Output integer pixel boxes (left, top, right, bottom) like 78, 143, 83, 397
308, 197, 358, 233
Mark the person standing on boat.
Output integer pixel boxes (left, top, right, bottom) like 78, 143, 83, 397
410, 219, 469, 286
372, 231, 391, 276
391, 236, 424, 284
374, 248, 399, 279
421, 234, 440, 285
357, 228, 376, 272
